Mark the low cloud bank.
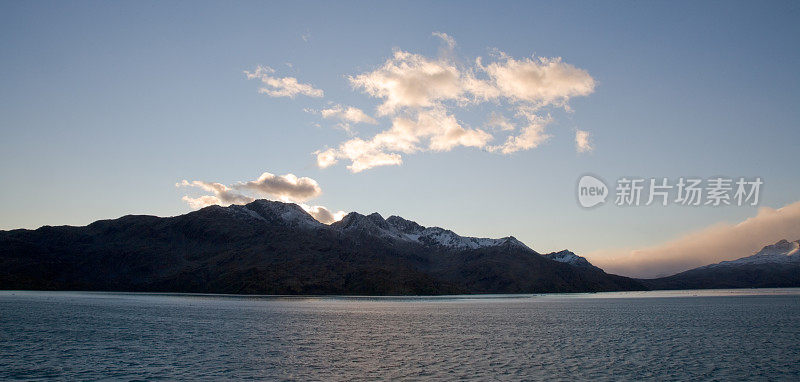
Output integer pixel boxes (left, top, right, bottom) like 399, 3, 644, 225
586, 201, 800, 278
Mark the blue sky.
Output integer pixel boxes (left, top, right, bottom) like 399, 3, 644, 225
1, 1, 799, 277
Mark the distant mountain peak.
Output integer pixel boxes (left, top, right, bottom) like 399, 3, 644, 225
211, 199, 322, 228
543, 250, 597, 269
386, 215, 425, 234
706, 238, 800, 268
642, 238, 800, 290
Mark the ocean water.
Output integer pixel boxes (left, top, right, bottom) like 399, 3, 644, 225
1, 290, 799, 380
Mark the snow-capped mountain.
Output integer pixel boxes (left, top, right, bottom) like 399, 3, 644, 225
223, 200, 323, 228
0, 199, 647, 294
705, 239, 800, 267
642, 238, 800, 290
219, 201, 530, 251
543, 250, 598, 269
331, 211, 530, 250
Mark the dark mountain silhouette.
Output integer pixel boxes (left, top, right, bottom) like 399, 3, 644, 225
641, 239, 800, 290
0, 200, 645, 295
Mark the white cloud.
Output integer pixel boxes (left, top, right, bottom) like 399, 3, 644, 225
300, 204, 346, 225
306, 104, 377, 132
349, 50, 467, 116
586, 201, 800, 278
177, 172, 344, 224
315, 148, 339, 168
482, 55, 595, 107
313, 34, 596, 171
243, 34, 596, 172
488, 113, 551, 154
575, 129, 592, 153
316, 108, 492, 172
432, 31, 456, 50
244, 65, 323, 98
486, 112, 515, 131
176, 180, 254, 208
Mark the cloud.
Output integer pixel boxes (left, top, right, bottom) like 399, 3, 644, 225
234, 172, 322, 202
306, 104, 377, 132
575, 129, 592, 153
316, 108, 491, 172
176, 180, 254, 209
311, 34, 595, 172
586, 201, 800, 278
486, 112, 515, 131
481, 55, 595, 107
244, 66, 323, 98
177, 172, 344, 224
315, 148, 339, 169
300, 204, 347, 224
432, 31, 456, 50
244, 34, 596, 172
349, 50, 467, 116
488, 113, 551, 154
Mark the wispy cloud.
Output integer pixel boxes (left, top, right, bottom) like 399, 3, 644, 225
432, 31, 456, 50
176, 180, 255, 209
177, 172, 344, 224
586, 201, 800, 278
305, 104, 377, 133
575, 129, 592, 153
244, 66, 323, 98
485, 112, 515, 131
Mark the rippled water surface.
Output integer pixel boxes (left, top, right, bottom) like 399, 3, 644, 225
1, 289, 799, 380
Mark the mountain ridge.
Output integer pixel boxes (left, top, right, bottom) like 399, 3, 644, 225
0, 199, 645, 295
641, 239, 800, 290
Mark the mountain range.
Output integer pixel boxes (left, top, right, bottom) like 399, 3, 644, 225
641, 239, 800, 290
0, 200, 644, 295
1, 199, 797, 295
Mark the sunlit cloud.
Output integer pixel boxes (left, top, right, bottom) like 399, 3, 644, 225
306, 34, 596, 172
485, 112, 515, 131
247, 34, 596, 172
300, 204, 347, 224
235, 172, 322, 202
349, 50, 467, 116
481, 55, 595, 106
176, 180, 254, 208
487, 113, 551, 154
586, 200, 800, 278
176, 172, 344, 224
316, 108, 491, 172
318, 105, 376, 124
244, 65, 323, 98
432, 31, 456, 50
575, 129, 592, 153
305, 104, 377, 133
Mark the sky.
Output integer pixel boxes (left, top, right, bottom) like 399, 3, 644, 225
1, 1, 799, 278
